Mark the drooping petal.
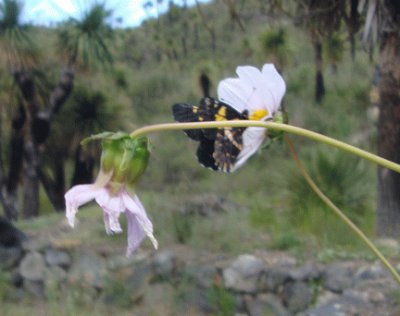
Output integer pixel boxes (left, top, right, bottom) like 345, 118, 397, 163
122, 192, 158, 250
103, 206, 123, 233
231, 127, 266, 172
96, 192, 125, 214
125, 210, 146, 256
65, 184, 103, 227
96, 190, 125, 234
103, 211, 112, 234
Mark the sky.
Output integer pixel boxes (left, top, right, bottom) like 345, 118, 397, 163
21, 0, 208, 28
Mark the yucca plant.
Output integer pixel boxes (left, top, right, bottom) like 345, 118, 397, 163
0, 1, 115, 219
288, 149, 373, 247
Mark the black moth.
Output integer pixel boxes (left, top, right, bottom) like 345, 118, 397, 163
172, 97, 248, 172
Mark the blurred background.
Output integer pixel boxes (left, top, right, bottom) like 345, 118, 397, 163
0, 0, 399, 315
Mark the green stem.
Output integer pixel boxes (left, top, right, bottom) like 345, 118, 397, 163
285, 135, 400, 285
131, 121, 400, 173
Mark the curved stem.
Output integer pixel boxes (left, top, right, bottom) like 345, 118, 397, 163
131, 121, 400, 174
285, 135, 400, 285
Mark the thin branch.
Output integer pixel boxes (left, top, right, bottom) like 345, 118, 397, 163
285, 134, 400, 285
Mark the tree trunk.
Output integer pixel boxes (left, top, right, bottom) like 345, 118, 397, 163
71, 145, 94, 186
3, 103, 26, 220
39, 158, 66, 212
22, 140, 39, 219
314, 40, 325, 103
14, 65, 75, 218
377, 33, 400, 237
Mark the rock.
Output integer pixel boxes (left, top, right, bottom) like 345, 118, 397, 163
305, 289, 372, 316
10, 272, 23, 287
19, 252, 46, 281
107, 254, 142, 271
323, 263, 354, 293
44, 266, 67, 301
195, 264, 219, 289
314, 290, 339, 307
289, 262, 321, 281
44, 248, 72, 269
69, 251, 106, 289
282, 281, 313, 313
223, 254, 264, 293
244, 294, 289, 316
180, 285, 217, 314
0, 246, 23, 269
152, 249, 181, 280
22, 238, 50, 252
259, 267, 290, 293
125, 263, 154, 303
46, 265, 67, 282
355, 263, 387, 282
23, 280, 45, 299
182, 194, 239, 217
142, 283, 176, 314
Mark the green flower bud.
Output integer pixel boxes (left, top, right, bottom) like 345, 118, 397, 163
101, 139, 124, 174
125, 137, 151, 186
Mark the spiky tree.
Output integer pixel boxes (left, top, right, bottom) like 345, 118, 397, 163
0, 1, 113, 219
295, 0, 344, 103
0, 0, 38, 220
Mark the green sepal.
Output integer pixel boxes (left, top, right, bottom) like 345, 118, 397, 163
81, 131, 130, 145
266, 110, 288, 142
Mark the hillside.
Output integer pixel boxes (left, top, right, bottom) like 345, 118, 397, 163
1, 0, 396, 314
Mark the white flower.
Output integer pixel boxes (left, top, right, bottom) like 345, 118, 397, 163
217, 64, 286, 171
65, 175, 158, 257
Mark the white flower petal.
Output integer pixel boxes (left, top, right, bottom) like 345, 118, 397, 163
231, 127, 266, 172
125, 210, 146, 256
217, 78, 252, 112
122, 192, 158, 250
237, 65, 273, 112
261, 64, 286, 112
104, 207, 123, 233
64, 184, 103, 228
103, 211, 112, 235
96, 193, 125, 214
236, 65, 264, 89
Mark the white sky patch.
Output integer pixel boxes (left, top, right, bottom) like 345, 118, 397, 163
21, 0, 209, 28
51, 0, 78, 15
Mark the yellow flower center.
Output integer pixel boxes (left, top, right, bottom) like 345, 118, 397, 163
250, 109, 268, 121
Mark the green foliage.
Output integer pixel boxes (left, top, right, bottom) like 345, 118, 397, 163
271, 231, 302, 251
57, 3, 113, 66
207, 284, 236, 316
287, 149, 374, 247
0, 0, 39, 67
102, 277, 135, 308
0, 271, 11, 301
324, 32, 345, 65
259, 27, 290, 68
172, 211, 194, 244
69, 86, 111, 133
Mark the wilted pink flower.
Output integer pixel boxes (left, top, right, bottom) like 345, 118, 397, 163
218, 64, 286, 171
65, 175, 158, 257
